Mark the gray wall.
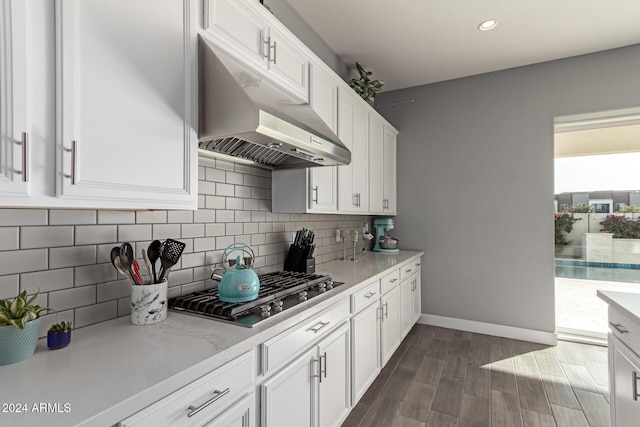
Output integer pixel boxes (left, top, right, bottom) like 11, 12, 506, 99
376, 44, 640, 333
265, 0, 351, 80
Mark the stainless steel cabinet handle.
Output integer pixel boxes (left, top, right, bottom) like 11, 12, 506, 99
610, 322, 629, 334
322, 351, 327, 379
364, 291, 377, 299
310, 320, 330, 334
19, 132, 29, 182
63, 140, 77, 185
312, 186, 318, 204
405, 268, 413, 273
378, 306, 383, 322
389, 278, 398, 283
271, 40, 277, 64
634, 371, 640, 401
383, 302, 388, 318
187, 388, 230, 418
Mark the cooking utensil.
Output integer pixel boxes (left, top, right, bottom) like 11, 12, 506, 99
110, 246, 128, 276
210, 243, 260, 302
131, 259, 144, 285
147, 240, 162, 284
119, 242, 140, 285
141, 249, 152, 282
157, 239, 186, 282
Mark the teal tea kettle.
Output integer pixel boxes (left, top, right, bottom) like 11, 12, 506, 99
210, 243, 260, 302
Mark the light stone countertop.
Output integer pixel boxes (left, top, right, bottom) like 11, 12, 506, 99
598, 290, 640, 325
0, 250, 423, 427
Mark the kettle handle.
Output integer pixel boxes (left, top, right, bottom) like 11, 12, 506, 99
221, 243, 256, 270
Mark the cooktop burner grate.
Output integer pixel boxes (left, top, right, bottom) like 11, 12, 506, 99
168, 271, 343, 327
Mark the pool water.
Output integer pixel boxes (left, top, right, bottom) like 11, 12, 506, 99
555, 264, 640, 283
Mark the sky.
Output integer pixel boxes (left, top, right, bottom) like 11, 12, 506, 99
554, 152, 640, 194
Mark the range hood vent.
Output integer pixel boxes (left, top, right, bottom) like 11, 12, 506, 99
197, 34, 351, 170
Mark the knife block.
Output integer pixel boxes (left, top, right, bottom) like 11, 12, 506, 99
304, 257, 316, 274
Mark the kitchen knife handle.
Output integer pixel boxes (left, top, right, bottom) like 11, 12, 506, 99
187, 388, 230, 418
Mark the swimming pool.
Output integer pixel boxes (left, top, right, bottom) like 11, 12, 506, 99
555, 260, 640, 283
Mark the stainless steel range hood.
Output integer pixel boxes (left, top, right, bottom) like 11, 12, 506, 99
198, 34, 351, 170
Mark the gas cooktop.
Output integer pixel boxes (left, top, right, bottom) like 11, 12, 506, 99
168, 271, 344, 327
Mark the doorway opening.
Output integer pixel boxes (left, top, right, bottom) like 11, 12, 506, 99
554, 108, 640, 343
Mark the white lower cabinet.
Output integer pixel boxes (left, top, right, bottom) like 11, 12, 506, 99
400, 277, 413, 337
380, 285, 401, 367
610, 334, 640, 427
411, 258, 422, 324
351, 301, 380, 404
120, 351, 255, 427
261, 322, 350, 427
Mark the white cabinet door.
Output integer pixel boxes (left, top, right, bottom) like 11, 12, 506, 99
268, 24, 309, 103
611, 334, 640, 427
0, 0, 30, 198
411, 269, 422, 325
310, 65, 337, 133
351, 301, 380, 405
206, 393, 255, 427
56, 0, 197, 209
399, 278, 413, 338
383, 128, 397, 214
205, 0, 268, 71
261, 347, 315, 427
368, 116, 384, 214
317, 323, 350, 427
337, 90, 368, 213
309, 166, 337, 212
380, 285, 401, 366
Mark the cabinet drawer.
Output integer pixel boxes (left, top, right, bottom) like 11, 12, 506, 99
412, 257, 422, 271
609, 307, 640, 355
400, 262, 415, 282
120, 351, 255, 427
262, 299, 349, 376
351, 279, 380, 314
380, 269, 400, 294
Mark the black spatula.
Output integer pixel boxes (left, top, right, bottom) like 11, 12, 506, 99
157, 239, 186, 282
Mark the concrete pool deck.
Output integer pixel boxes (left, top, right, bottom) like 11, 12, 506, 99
556, 276, 640, 335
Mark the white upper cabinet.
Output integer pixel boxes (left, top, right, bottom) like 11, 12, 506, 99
337, 89, 369, 213
205, 0, 309, 102
368, 116, 385, 214
310, 64, 338, 133
0, 0, 31, 199
55, 0, 197, 209
382, 126, 398, 215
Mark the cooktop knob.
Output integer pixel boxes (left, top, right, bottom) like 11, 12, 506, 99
260, 305, 272, 318
272, 300, 284, 312
298, 291, 308, 301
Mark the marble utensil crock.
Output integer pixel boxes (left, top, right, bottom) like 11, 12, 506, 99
130, 280, 168, 325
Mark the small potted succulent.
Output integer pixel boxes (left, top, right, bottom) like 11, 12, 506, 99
47, 321, 72, 350
0, 291, 51, 365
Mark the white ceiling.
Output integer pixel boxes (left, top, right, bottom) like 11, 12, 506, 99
286, 0, 640, 92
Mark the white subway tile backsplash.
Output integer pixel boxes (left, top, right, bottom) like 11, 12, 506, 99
152, 224, 181, 240
21, 268, 73, 294
181, 223, 205, 239
136, 211, 167, 224
0, 249, 47, 274
0, 160, 366, 331
0, 227, 19, 251
118, 224, 152, 242
98, 211, 135, 224
49, 286, 96, 311
168, 211, 193, 224
205, 223, 225, 236
96, 279, 130, 302
75, 225, 117, 245
50, 246, 96, 269
75, 263, 117, 287
75, 301, 117, 328
0, 209, 48, 226
0, 275, 19, 299
49, 210, 96, 225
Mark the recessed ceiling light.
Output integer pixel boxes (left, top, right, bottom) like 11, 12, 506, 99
478, 19, 498, 31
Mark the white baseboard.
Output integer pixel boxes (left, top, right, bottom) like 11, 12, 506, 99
418, 313, 557, 346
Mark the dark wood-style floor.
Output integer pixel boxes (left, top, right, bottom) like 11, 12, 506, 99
342, 324, 610, 427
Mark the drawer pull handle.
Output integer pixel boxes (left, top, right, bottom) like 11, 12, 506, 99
634, 371, 640, 401
405, 269, 412, 273
610, 322, 629, 334
187, 388, 230, 418
364, 291, 377, 299
389, 278, 398, 283
383, 302, 389, 319
416, 263, 421, 266
309, 321, 330, 334
63, 140, 77, 185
